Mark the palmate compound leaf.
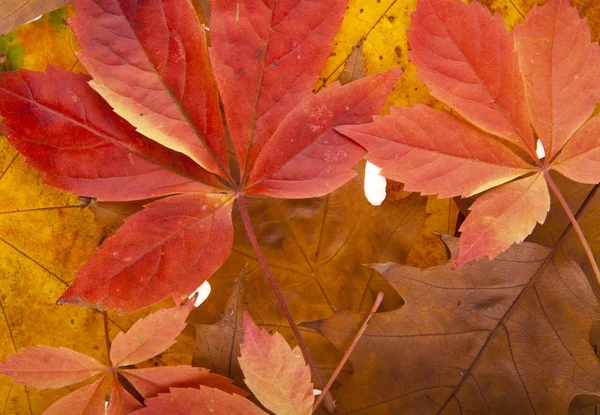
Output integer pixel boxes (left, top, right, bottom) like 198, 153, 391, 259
0, 300, 246, 414
0, 0, 403, 312
240, 311, 314, 415
336, 0, 600, 267
306, 236, 600, 414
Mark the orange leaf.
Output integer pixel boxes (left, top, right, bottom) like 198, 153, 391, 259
119, 366, 247, 398
42, 376, 107, 415
0, 346, 106, 389
132, 387, 267, 415
109, 300, 195, 367
240, 311, 313, 415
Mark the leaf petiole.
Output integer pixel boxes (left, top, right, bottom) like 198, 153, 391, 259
312, 291, 384, 413
543, 171, 600, 286
236, 194, 336, 412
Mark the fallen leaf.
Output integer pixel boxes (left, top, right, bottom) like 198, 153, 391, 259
0, 0, 403, 312
0, 0, 71, 36
307, 236, 600, 413
240, 311, 313, 415
337, 0, 600, 266
199, 172, 428, 327
132, 387, 267, 415
0, 301, 243, 413
192, 276, 347, 391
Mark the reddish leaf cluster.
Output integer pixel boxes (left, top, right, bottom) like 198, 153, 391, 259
337, 0, 600, 267
0, 301, 249, 414
0, 0, 401, 312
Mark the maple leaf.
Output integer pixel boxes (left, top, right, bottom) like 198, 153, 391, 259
0, 0, 402, 312
240, 311, 314, 415
0, 300, 246, 414
306, 236, 600, 414
336, 0, 600, 267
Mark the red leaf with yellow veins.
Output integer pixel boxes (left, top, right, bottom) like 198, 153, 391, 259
0, 67, 220, 202
239, 311, 313, 415
337, 0, 600, 266
70, 0, 229, 175
209, 0, 347, 174
0, 346, 106, 389
60, 194, 235, 311
0, 0, 400, 311
132, 387, 268, 415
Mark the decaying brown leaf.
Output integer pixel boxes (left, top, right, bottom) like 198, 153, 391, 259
307, 237, 600, 414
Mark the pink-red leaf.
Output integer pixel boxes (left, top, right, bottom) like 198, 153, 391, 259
0, 346, 106, 389
408, 0, 535, 155
0, 67, 220, 202
239, 311, 313, 415
43, 377, 107, 415
455, 173, 550, 267
336, 105, 534, 198
131, 387, 267, 415
119, 366, 247, 398
70, 0, 229, 175
513, 0, 600, 159
109, 301, 194, 367
209, 0, 347, 175
246, 67, 402, 198
59, 193, 235, 312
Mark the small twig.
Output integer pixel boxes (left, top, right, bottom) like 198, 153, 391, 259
236, 194, 336, 412
102, 311, 111, 361
312, 292, 384, 413
544, 172, 600, 287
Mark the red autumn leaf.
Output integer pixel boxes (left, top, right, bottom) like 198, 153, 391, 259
132, 387, 267, 415
336, 0, 600, 267
0, 0, 402, 312
239, 311, 314, 415
0, 301, 244, 413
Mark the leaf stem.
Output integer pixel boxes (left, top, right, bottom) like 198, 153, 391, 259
543, 171, 600, 286
102, 311, 111, 362
236, 194, 335, 412
312, 292, 384, 413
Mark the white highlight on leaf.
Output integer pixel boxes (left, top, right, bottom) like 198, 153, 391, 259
189, 281, 211, 307
24, 15, 43, 25
314, 389, 322, 396
364, 161, 387, 206
536, 139, 546, 159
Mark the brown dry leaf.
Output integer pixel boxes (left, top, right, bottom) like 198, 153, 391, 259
307, 236, 600, 414
339, 42, 367, 85
0, 0, 71, 36
192, 171, 428, 331
191, 277, 346, 390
